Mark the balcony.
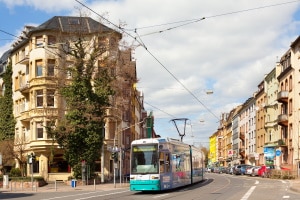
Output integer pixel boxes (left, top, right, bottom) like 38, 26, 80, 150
239, 132, 245, 141
19, 51, 29, 64
19, 110, 30, 122
277, 114, 288, 126
19, 82, 30, 93
277, 91, 289, 103
239, 148, 245, 159
277, 139, 288, 148
19, 108, 59, 122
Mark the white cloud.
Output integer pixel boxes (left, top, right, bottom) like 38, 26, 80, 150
1, 0, 300, 145
0, 0, 76, 13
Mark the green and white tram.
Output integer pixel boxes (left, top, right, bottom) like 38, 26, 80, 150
130, 138, 205, 191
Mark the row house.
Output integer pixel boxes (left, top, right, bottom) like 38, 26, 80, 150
240, 97, 256, 166
0, 16, 148, 182
211, 36, 300, 174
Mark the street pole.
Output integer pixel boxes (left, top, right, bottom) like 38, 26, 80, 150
113, 135, 116, 188
119, 149, 122, 186
101, 123, 105, 183
31, 163, 33, 191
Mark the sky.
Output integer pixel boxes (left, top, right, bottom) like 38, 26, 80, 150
1, 0, 300, 147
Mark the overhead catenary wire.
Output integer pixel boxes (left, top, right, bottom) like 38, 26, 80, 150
1, 1, 297, 121
75, 0, 221, 121
144, 101, 177, 119
126, 0, 300, 37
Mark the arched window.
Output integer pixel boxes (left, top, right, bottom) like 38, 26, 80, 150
289, 75, 293, 91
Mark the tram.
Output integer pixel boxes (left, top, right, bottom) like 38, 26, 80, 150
130, 138, 205, 191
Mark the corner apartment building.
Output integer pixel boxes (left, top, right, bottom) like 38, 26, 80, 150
0, 16, 145, 181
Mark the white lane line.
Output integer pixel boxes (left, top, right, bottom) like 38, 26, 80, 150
74, 190, 129, 200
153, 194, 170, 198
41, 190, 129, 200
240, 186, 256, 200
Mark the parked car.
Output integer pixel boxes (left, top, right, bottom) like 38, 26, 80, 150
250, 166, 261, 176
228, 166, 234, 174
258, 165, 275, 177
224, 166, 234, 174
233, 164, 252, 175
245, 166, 256, 176
206, 168, 211, 173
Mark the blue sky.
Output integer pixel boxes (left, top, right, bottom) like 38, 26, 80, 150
1, 0, 300, 146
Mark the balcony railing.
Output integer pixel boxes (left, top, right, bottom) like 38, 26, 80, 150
277, 90, 289, 103
277, 114, 288, 126
19, 82, 30, 93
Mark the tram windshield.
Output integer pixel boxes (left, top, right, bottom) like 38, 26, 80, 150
131, 144, 159, 174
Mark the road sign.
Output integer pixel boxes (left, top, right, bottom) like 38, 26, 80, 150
276, 150, 281, 156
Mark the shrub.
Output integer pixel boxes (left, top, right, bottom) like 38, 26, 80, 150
9, 168, 21, 177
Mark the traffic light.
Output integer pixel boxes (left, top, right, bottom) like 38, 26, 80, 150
111, 152, 118, 162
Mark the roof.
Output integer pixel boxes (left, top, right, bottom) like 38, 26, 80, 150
0, 49, 11, 74
0, 49, 11, 64
290, 35, 300, 48
31, 16, 119, 35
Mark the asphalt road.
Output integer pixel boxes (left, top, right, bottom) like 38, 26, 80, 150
1, 173, 299, 200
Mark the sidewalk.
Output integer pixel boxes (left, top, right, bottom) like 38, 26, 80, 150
0, 181, 129, 193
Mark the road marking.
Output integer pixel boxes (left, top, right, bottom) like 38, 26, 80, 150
153, 194, 170, 198
283, 196, 290, 199
41, 190, 129, 200
255, 180, 259, 185
240, 186, 256, 200
74, 190, 129, 200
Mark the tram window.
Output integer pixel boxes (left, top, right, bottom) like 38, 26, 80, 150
131, 145, 159, 174
165, 153, 170, 172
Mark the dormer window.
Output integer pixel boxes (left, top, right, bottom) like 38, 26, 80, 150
68, 18, 80, 25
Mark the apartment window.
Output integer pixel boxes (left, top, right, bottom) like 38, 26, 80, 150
36, 90, 43, 107
47, 89, 55, 107
26, 64, 29, 75
289, 99, 293, 115
289, 75, 293, 91
47, 59, 55, 76
123, 111, 130, 122
48, 35, 56, 45
36, 36, 44, 47
36, 60, 43, 77
37, 122, 44, 139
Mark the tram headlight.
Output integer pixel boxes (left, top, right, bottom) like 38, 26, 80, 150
151, 176, 159, 179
